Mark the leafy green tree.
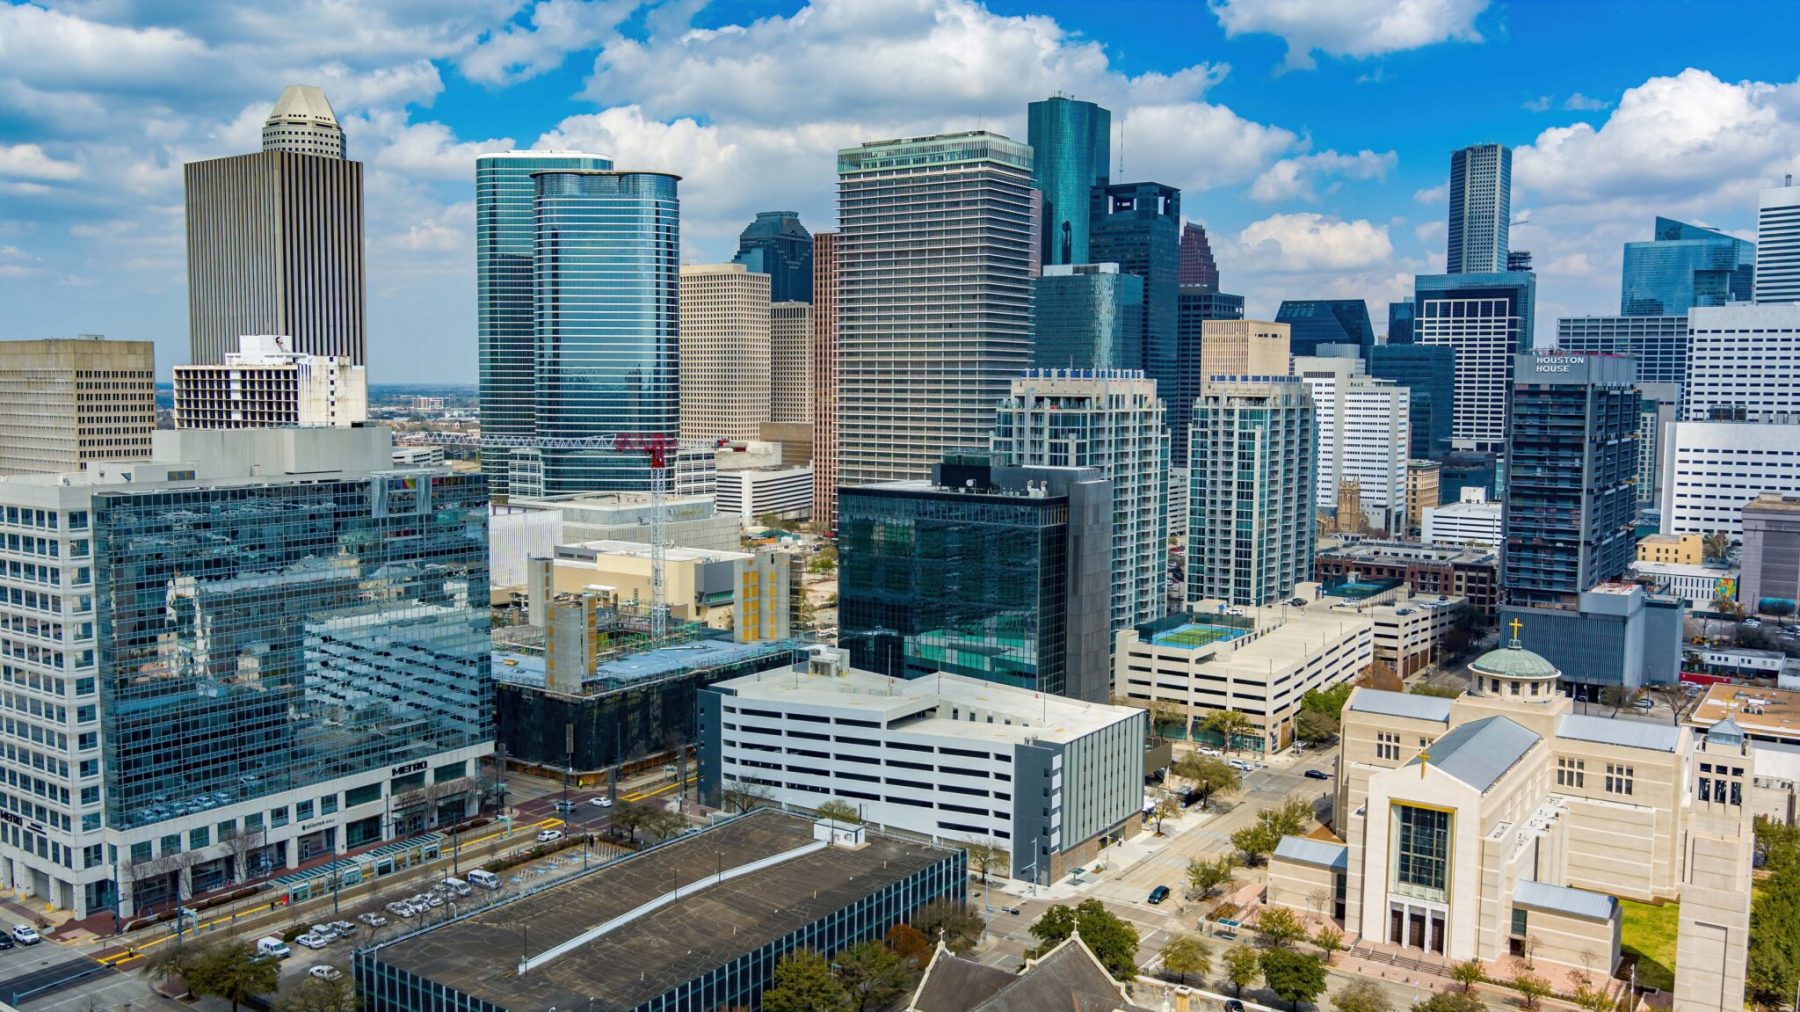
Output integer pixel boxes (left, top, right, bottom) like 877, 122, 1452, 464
1028, 898, 1141, 981
1259, 947, 1327, 1010
1450, 959, 1486, 993
911, 899, 982, 954
1173, 755, 1242, 808
1186, 854, 1236, 900
1254, 906, 1307, 948
183, 941, 281, 1012
961, 840, 1006, 888
815, 799, 861, 824
1703, 531, 1732, 562
1410, 683, 1461, 699
1300, 681, 1356, 718
1203, 709, 1255, 752
832, 940, 913, 1012
1313, 925, 1344, 964
1511, 970, 1551, 1010
1294, 707, 1339, 745
1748, 816, 1800, 1006
273, 974, 357, 1012
1234, 797, 1312, 864
1149, 790, 1181, 835
1410, 994, 1487, 1012
1232, 822, 1279, 864
1332, 978, 1394, 1012
1160, 932, 1212, 985
763, 950, 852, 1012
1223, 945, 1262, 996
1148, 699, 1187, 742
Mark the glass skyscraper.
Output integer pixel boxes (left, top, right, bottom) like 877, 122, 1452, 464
1172, 284, 1245, 468
1620, 217, 1754, 315
1553, 315, 1689, 390
731, 210, 813, 303
1370, 343, 1455, 460
1275, 299, 1376, 358
1388, 299, 1416, 344
475, 151, 611, 496
1414, 270, 1536, 454
1027, 96, 1111, 266
1032, 265, 1144, 371
1446, 143, 1511, 275
1187, 378, 1317, 607
1091, 183, 1181, 450
530, 170, 681, 495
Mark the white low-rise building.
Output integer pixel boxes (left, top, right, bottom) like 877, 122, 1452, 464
1630, 560, 1739, 610
1423, 487, 1503, 547
173, 334, 366, 429
698, 649, 1146, 884
715, 465, 813, 522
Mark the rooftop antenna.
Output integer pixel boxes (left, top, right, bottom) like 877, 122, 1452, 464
1118, 117, 1126, 177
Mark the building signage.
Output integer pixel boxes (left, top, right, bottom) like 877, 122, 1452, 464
390, 760, 427, 777
1531, 355, 1586, 375
300, 818, 337, 832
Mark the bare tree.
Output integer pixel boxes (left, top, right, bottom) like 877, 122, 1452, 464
221, 826, 267, 886
720, 778, 775, 814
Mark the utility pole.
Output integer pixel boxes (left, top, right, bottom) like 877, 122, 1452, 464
563, 723, 575, 821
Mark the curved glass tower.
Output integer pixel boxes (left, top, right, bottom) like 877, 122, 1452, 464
532, 170, 681, 494
1028, 96, 1111, 266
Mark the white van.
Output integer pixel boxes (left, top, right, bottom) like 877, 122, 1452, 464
465, 869, 500, 890
256, 936, 291, 959
441, 877, 473, 897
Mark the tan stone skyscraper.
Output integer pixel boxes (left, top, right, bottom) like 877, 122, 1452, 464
0, 338, 155, 475
678, 263, 771, 442
811, 231, 840, 525
1200, 319, 1290, 379
769, 302, 812, 424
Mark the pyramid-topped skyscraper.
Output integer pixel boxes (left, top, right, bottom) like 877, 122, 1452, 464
261, 85, 345, 158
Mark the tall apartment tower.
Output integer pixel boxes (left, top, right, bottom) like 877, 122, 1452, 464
810, 232, 841, 524
1501, 351, 1639, 606
1187, 378, 1317, 607
0, 338, 155, 475
1028, 96, 1111, 266
1414, 270, 1536, 453
1201, 319, 1290, 379
990, 370, 1170, 633
1672, 722, 1754, 1012
185, 86, 366, 366
1755, 180, 1800, 304
770, 302, 813, 425
1446, 143, 1511, 274
475, 151, 612, 496
678, 263, 771, 442
1178, 222, 1220, 289
1293, 354, 1411, 533
835, 132, 1036, 488
731, 211, 813, 303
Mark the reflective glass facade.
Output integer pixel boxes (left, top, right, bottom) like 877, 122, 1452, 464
1173, 285, 1245, 468
1370, 343, 1455, 459
1032, 266, 1143, 371
1028, 96, 1111, 266
731, 210, 813, 303
1553, 315, 1689, 389
1620, 217, 1754, 315
93, 472, 492, 829
1276, 299, 1376, 359
1446, 143, 1511, 275
475, 152, 611, 495
533, 171, 681, 494
1388, 299, 1416, 344
1187, 379, 1317, 607
1091, 184, 1180, 456
1392, 804, 1451, 902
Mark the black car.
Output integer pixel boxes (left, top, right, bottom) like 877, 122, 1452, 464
0, 934, 12, 950
1304, 769, 1331, 781
1147, 885, 1170, 904
1225, 1001, 1246, 1012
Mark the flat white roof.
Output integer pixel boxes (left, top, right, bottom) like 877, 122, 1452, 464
556, 540, 751, 564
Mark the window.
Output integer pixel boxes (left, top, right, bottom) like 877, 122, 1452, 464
1392, 805, 1451, 902
270, 807, 290, 828
159, 833, 181, 856
345, 784, 380, 808
1511, 908, 1528, 937
320, 795, 338, 815
1376, 732, 1402, 761
189, 827, 209, 850
1556, 758, 1585, 789
295, 800, 314, 821
1605, 764, 1634, 796
129, 841, 151, 864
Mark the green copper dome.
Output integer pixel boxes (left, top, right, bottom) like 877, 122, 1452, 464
1469, 640, 1559, 680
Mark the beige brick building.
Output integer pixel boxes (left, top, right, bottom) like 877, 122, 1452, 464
810, 232, 840, 526
679, 263, 771, 442
0, 338, 155, 475
1200, 319, 1290, 379
769, 301, 812, 425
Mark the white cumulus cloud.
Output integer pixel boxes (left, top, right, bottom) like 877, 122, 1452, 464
1229, 213, 1394, 272
1249, 148, 1396, 202
1210, 0, 1490, 70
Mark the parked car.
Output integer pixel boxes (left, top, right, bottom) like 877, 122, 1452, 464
590, 796, 613, 808
553, 799, 577, 814
1199, 747, 1224, 757
424, 893, 445, 908
309, 924, 339, 941
10, 925, 39, 945
295, 934, 329, 950
255, 936, 290, 959
0, 934, 15, 950
309, 966, 344, 982
357, 912, 388, 927
1228, 759, 1254, 772
1147, 885, 1170, 905
1304, 769, 1331, 781
1634, 698, 1655, 710
537, 829, 564, 844
330, 920, 354, 936
466, 870, 501, 889
1225, 1001, 1247, 1012
386, 902, 416, 919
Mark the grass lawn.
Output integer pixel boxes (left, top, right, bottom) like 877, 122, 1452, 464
1162, 626, 1228, 647
1619, 897, 1679, 992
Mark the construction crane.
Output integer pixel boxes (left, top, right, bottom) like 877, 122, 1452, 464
397, 429, 717, 640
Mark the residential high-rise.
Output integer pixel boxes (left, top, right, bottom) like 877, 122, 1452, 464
1187, 378, 1316, 607
527, 170, 681, 496
1755, 181, 1800, 304
1178, 222, 1220, 289
0, 338, 154, 475
174, 334, 366, 429
810, 232, 840, 524
1090, 183, 1180, 405
838, 456, 1112, 702
0, 427, 491, 920
475, 150, 612, 495
1370, 343, 1454, 460
1032, 264, 1144, 371
731, 211, 813, 303
835, 132, 1036, 488
1446, 143, 1512, 274
185, 86, 366, 365
1683, 303, 1800, 421
1501, 351, 1639, 607
1171, 286, 1245, 467
1414, 270, 1536, 453
1201, 319, 1290, 379
1387, 299, 1416, 344
1293, 355, 1410, 532
770, 302, 812, 425
1275, 299, 1376, 359
1621, 217, 1755, 315
678, 263, 771, 442
991, 370, 1170, 633
1027, 96, 1111, 266
1554, 315, 1689, 391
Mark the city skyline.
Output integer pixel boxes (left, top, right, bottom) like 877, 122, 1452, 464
1, 1, 1797, 381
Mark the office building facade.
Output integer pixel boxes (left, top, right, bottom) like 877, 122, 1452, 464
1171, 286, 1246, 467
1202, 318, 1290, 379
1660, 421, 1800, 537
1446, 143, 1512, 274
731, 210, 813, 303
1406, 459, 1442, 534
1032, 264, 1144, 371
1293, 355, 1410, 532
1554, 315, 1689, 391
835, 133, 1036, 488
1370, 343, 1454, 460
1178, 222, 1221, 289
1027, 95, 1111, 267
1621, 217, 1754, 315
1741, 494, 1800, 612
1388, 299, 1416, 344
1424, 487, 1502, 547
1757, 182, 1800, 304
1682, 302, 1800, 421
185, 87, 365, 366
1415, 270, 1537, 453
990, 370, 1169, 633
1090, 183, 1180, 411
474, 150, 613, 495
811, 231, 840, 525
1187, 378, 1316, 607
769, 302, 812, 425
1276, 299, 1376, 359
678, 263, 771, 443
838, 459, 1112, 702
173, 334, 366, 430
0, 338, 154, 476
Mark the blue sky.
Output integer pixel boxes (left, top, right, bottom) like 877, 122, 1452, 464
2, 0, 1798, 382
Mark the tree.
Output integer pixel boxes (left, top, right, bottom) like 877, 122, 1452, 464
962, 840, 1006, 888
763, 950, 852, 1012
1150, 790, 1182, 835
183, 941, 281, 1012
1186, 854, 1236, 900
1313, 925, 1344, 964
1333, 978, 1395, 1012
1160, 933, 1212, 985
1234, 797, 1311, 865
1410, 683, 1461, 699
273, 975, 357, 1012
1148, 699, 1187, 742
815, 799, 862, 825
1171, 755, 1241, 809
832, 940, 913, 1012
1748, 816, 1800, 1007
1203, 709, 1255, 753
1294, 708, 1339, 745
885, 923, 931, 970
1568, 975, 1613, 1012
609, 801, 655, 843
221, 825, 268, 885
1028, 899, 1141, 981
1358, 659, 1405, 692
1703, 531, 1732, 563
720, 779, 775, 814
1597, 685, 1631, 713
1254, 906, 1307, 949
1511, 970, 1551, 1010
1231, 822, 1279, 865
1259, 947, 1327, 1010
640, 806, 689, 842
1450, 959, 1486, 993
1223, 945, 1262, 996
1410, 994, 1487, 1012
912, 899, 982, 954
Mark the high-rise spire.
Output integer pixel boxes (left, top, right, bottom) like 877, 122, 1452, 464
263, 85, 344, 158
1178, 222, 1220, 289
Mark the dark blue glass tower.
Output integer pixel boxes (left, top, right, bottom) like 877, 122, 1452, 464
1027, 96, 1111, 266
1388, 299, 1415, 344
1370, 343, 1455, 459
1447, 143, 1511, 274
1275, 299, 1376, 359
731, 210, 814, 303
1620, 216, 1755, 315
1032, 265, 1144, 370
532, 170, 681, 495
1090, 183, 1180, 451
1172, 285, 1244, 468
